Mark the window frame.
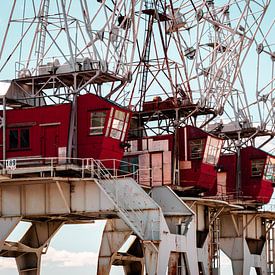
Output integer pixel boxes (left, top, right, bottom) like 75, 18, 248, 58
107, 108, 129, 141
8, 127, 31, 151
203, 136, 223, 165
263, 156, 275, 182
251, 159, 265, 177
89, 110, 107, 136
189, 139, 206, 160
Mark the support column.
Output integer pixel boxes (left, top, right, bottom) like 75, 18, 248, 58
219, 213, 268, 275
121, 238, 144, 275
15, 220, 63, 275
143, 218, 199, 275
143, 242, 159, 275
230, 239, 267, 275
168, 252, 179, 275
97, 219, 132, 275
0, 217, 21, 250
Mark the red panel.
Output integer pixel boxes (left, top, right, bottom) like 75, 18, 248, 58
220, 154, 237, 194
77, 94, 132, 168
41, 125, 59, 157
240, 146, 272, 204
178, 126, 218, 191
0, 103, 71, 160
197, 163, 217, 190
206, 153, 237, 196
143, 97, 177, 111
178, 125, 209, 162
208, 148, 273, 203
0, 94, 132, 170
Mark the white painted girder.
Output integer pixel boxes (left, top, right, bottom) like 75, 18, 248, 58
0, 178, 116, 217
0, 177, 198, 275
0, 217, 21, 250
97, 219, 133, 275
219, 213, 268, 275
16, 221, 63, 275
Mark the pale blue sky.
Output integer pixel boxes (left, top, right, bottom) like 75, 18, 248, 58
1, 221, 125, 275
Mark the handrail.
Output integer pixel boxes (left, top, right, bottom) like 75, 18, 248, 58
90, 158, 150, 238
1, 156, 154, 186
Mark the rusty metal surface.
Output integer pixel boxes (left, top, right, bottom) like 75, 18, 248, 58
168, 252, 179, 275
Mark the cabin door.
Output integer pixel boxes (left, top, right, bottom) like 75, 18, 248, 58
41, 125, 59, 158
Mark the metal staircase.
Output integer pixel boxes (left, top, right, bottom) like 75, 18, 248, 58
92, 159, 162, 241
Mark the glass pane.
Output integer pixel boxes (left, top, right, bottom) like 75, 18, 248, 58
251, 159, 265, 177
20, 129, 30, 148
112, 119, 124, 131
264, 157, 275, 182
189, 139, 205, 159
110, 129, 121, 140
90, 111, 106, 135
114, 110, 125, 120
203, 137, 223, 165
9, 130, 18, 149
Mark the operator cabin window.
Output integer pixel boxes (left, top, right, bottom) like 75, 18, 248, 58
189, 139, 205, 159
9, 128, 30, 150
264, 157, 275, 182
109, 110, 129, 141
251, 159, 265, 177
89, 111, 107, 135
203, 136, 223, 165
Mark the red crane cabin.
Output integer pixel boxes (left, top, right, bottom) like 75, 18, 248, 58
178, 125, 223, 191
214, 147, 274, 204
124, 125, 223, 192
0, 93, 131, 169
241, 147, 274, 204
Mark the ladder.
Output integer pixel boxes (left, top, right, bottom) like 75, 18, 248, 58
210, 211, 220, 275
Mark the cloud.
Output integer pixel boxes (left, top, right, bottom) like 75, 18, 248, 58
0, 257, 16, 270
42, 247, 98, 268
0, 247, 98, 270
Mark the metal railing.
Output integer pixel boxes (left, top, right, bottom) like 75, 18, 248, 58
90, 158, 157, 240
15, 51, 129, 79
206, 189, 275, 207
1, 156, 158, 239
0, 156, 146, 180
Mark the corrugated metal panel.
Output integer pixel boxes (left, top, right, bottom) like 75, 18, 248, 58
151, 153, 162, 186
142, 139, 148, 150
148, 139, 169, 152
129, 140, 138, 152
163, 151, 172, 185
139, 153, 150, 186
